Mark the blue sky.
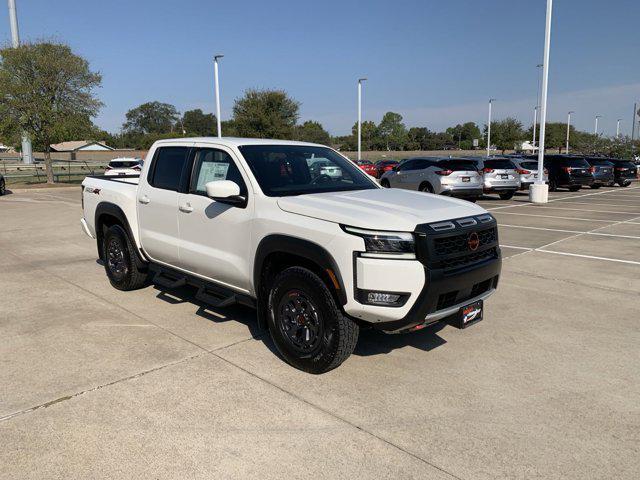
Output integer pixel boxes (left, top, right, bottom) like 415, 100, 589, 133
1, 0, 639, 136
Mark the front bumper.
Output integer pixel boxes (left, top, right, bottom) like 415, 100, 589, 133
374, 255, 501, 332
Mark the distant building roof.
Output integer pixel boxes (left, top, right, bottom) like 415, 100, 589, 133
50, 140, 114, 152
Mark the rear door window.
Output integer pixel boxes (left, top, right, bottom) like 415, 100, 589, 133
149, 146, 190, 191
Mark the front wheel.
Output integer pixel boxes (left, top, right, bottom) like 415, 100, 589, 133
380, 179, 390, 188
0, 178, 5, 196
267, 267, 359, 374
568, 185, 581, 192
619, 180, 631, 187
549, 180, 557, 192
499, 191, 515, 200
590, 184, 601, 189
103, 224, 148, 291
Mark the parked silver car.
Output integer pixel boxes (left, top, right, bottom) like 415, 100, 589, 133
511, 157, 546, 190
380, 157, 482, 201
468, 157, 520, 199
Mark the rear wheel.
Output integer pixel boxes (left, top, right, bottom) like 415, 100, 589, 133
419, 182, 434, 193
498, 191, 515, 200
549, 180, 557, 192
619, 180, 631, 187
267, 267, 358, 374
380, 179, 390, 188
590, 184, 601, 189
0, 178, 5, 196
569, 185, 581, 192
103, 224, 147, 291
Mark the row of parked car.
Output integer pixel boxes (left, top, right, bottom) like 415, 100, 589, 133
357, 154, 638, 201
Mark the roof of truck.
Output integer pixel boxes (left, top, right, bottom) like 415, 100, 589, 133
153, 137, 326, 148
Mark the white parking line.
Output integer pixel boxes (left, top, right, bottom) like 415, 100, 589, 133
534, 250, 640, 266
498, 223, 640, 240
494, 212, 615, 223
546, 201, 640, 208
518, 205, 640, 215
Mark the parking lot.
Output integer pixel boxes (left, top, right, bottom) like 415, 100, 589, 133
1, 184, 639, 479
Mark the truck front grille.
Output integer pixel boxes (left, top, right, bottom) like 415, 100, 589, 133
415, 216, 500, 272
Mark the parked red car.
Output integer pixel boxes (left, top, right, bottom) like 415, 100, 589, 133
375, 160, 399, 178
356, 160, 378, 177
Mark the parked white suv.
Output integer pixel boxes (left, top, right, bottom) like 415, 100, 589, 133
81, 138, 501, 373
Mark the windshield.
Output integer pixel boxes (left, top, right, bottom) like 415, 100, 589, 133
484, 159, 516, 169
238, 145, 378, 197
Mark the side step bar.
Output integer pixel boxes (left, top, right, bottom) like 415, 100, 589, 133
148, 263, 256, 310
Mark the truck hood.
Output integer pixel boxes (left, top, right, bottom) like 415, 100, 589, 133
277, 188, 486, 231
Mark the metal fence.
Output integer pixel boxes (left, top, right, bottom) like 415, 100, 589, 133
0, 159, 108, 184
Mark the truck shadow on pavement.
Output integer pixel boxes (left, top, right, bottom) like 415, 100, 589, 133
151, 282, 450, 358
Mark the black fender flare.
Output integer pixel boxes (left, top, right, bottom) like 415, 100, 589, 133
94, 202, 147, 267
253, 234, 347, 306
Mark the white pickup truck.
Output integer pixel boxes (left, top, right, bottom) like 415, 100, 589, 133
81, 138, 501, 373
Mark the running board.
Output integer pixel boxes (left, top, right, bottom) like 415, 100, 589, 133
195, 286, 237, 308
152, 271, 187, 290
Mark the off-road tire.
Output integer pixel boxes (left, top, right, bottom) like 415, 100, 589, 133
103, 224, 147, 291
499, 191, 515, 200
267, 267, 359, 374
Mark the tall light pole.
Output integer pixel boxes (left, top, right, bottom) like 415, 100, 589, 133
7, 0, 33, 164
486, 98, 495, 157
357, 78, 367, 161
566, 111, 574, 154
530, 0, 553, 204
594, 115, 601, 135
532, 106, 538, 149
616, 119, 622, 138
213, 54, 224, 138
533, 63, 543, 149
632, 102, 638, 158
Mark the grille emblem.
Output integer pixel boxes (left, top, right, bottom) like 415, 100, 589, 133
468, 232, 480, 251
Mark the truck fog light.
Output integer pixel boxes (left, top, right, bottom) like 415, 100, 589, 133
356, 289, 408, 307
368, 292, 400, 304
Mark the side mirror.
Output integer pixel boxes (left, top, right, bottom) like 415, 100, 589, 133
204, 180, 246, 207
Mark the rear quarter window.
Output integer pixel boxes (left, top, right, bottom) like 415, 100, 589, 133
148, 146, 190, 191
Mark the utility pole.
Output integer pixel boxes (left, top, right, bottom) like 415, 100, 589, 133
357, 78, 367, 161
7, 0, 33, 164
530, 0, 553, 204
214, 54, 224, 138
566, 111, 574, 154
487, 98, 495, 158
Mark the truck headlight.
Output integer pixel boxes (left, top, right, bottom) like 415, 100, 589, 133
342, 226, 416, 258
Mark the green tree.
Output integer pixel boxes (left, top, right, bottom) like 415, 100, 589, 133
406, 127, 433, 150
123, 101, 179, 135
349, 120, 381, 150
528, 122, 574, 153
378, 112, 408, 150
446, 122, 481, 148
181, 109, 216, 136
232, 89, 300, 139
293, 121, 331, 145
485, 117, 525, 153
0, 42, 102, 183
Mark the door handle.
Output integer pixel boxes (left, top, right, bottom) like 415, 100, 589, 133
179, 203, 193, 213
138, 195, 150, 205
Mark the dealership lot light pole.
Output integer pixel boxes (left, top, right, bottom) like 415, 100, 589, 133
566, 111, 574, 154
486, 98, 495, 158
7, 0, 33, 164
530, 0, 553, 204
214, 54, 224, 137
594, 115, 601, 135
533, 63, 543, 148
616, 119, 622, 138
357, 78, 367, 161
